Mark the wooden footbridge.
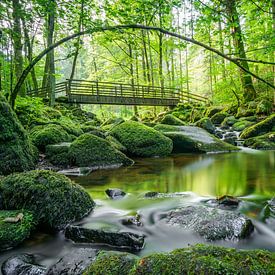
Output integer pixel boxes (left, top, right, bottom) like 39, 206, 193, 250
27, 79, 208, 106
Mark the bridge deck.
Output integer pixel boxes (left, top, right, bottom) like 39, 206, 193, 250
27, 79, 208, 106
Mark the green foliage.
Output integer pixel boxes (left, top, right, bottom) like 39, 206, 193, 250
240, 114, 275, 139
0, 95, 37, 175
69, 133, 133, 167
0, 170, 95, 229
30, 124, 72, 151
231, 120, 255, 131
0, 210, 36, 251
210, 111, 228, 125
110, 121, 173, 157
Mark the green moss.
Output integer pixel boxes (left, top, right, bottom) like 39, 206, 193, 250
45, 143, 71, 166
243, 132, 275, 150
30, 124, 72, 151
69, 133, 133, 167
160, 114, 185, 126
232, 120, 254, 131
221, 116, 238, 127
210, 111, 228, 125
84, 251, 138, 275
256, 99, 273, 115
0, 210, 36, 251
0, 95, 37, 175
106, 135, 127, 152
236, 106, 255, 118
205, 106, 224, 117
110, 121, 173, 157
195, 117, 215, 134
0, 170, 95, 229
84, 244, 275, 275
52, 117, 83, 137
240, 114, 275, 139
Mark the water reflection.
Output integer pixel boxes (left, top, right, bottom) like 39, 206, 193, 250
73, 150, 275, 199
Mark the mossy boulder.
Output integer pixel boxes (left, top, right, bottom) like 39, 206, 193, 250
205, 106, 224, 117
52, 118, 83, 137
236, 106, 255, 118
106, 135, 127, 153
256, 99, 273, 115
232, 120, 254, 131
30, 124, 72, 151
160, 114, 185, 126
83, 245, 275, 274
195, 117, 215, 134
0, 170, 95, 229
210, 111, 228, 125
45, 142, 71, 166
0, 95, 37, 175
110, 121, 173, 157
243, 132, 275, 150
69, 133, 133, 167
221, 116, 238, 127
0, 210, 35, 251
84, 251, 138, 275
240, 114, 275, 139
154, 125, 238, 153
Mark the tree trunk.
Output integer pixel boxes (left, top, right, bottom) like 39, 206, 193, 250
224, 0, 256, 101
12, 0, 25, 96
141, 30, 150, 84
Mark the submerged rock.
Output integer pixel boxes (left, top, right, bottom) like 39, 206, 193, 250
65, 225, 145, 251
0, 210, 35, 251
0, 170, 95, 229
0, 95, 37, 175
105, 188, 126, 199
2, 254, 46, 275
83, 244, 275, 274
110, 121, 173, 157
158, 205, 254, 241
47, 248, 98, 275
144, 191, 189, 199
154, 125, 239, 153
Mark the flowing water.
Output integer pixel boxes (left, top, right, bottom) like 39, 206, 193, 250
0, 149, 274, 269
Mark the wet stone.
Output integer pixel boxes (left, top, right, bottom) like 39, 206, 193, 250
2, 254, 46, 275
121, 214, 143, 227
105, 188, 126, 199
46, 248, 98, 275
65, 225, 145, 251
158, 205, 254, 241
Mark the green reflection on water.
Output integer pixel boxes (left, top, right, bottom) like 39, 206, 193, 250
73, 150, 275, 199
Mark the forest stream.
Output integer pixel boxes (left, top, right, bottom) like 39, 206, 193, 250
0, 149, 274, 270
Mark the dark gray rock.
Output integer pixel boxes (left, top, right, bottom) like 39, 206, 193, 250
2, 254, 46, 275
105, 188, 126, 199
158, 205, 254, 241
121, 214, 143, 227
65, 225, 145, 251
46, 248, 98, 275
144, 192, 189, 199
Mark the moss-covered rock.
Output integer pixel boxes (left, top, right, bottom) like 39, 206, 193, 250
106, 135, 127, 153
83, 245, 275, 275
210, 111, 228, 125
195, 117, 215, 134
232, 120, 254, 131
236, 106, 255, 118
154, 125, 238, 153
243, 132, 275, 150
160, 114, 185, 126
69, 133, 133, 167
0, 170, 95, 229
256, 99, 273, 115
30, 124, 72, 151
221, 116, 238, 127
205, 106, 224, 117
110, 121, 173, 157
0, 95, 37, 175
52, 117, 83, 137
45, 142, 71, 166
240, 114, 275, 139
0, 210, 35, 251
84, 251, 138, 275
